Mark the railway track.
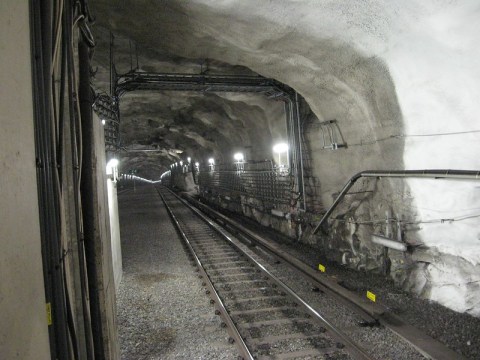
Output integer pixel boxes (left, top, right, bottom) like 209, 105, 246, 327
181, 194, 469, 360
158, 186, 370, 360
157, 186, 465, 360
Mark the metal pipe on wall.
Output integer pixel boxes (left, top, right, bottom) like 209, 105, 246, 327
312, 169, 480, 235
283, 94, 306, 211
372, 234, 408, 252
294, 92, 306, 211
64, 1, 95, 357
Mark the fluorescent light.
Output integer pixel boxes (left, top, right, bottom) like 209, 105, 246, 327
273, 143, 288, 153
107, 158, 118, 168
106, 158, 119, 175
233, 152, 244, 162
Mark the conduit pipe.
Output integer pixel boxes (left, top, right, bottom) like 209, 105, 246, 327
283, 93, 306, 211
371, 234, 408, 252
312, 169, 480, 235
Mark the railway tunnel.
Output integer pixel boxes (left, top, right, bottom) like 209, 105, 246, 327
1, 0, 480, 359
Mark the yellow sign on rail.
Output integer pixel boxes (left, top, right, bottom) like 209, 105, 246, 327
366, 291, 376, 302
318, 264, 326, 272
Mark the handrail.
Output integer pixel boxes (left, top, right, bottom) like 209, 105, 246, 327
312, 169, 480, 235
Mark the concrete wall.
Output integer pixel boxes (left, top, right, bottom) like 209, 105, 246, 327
0, 1, 51, 358
92, 112, 120, 359
107, 178, 123, 290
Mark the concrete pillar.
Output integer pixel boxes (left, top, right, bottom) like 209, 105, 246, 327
107, 178, 123, 290
91, 112, 120, 359
0, 1, 51, 358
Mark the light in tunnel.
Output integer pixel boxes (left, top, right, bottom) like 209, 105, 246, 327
273, 142, 289, 169
208, 158, 215, 171
106, 158, 119, 181
106, 158, 118, 171
273, 143, 288, 154
234, 152, 244, 162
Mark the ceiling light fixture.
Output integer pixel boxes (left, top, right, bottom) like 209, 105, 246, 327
233, 152, 244, 162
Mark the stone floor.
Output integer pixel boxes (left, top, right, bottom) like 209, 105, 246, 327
116, 184, 237, 359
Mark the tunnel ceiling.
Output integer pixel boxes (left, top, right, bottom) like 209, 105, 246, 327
90, 0, 409, 182
91, 21, 287, 180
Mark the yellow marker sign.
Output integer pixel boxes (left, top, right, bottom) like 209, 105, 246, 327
46, 303, 52, 325
318, 264, 326, 272
366, 291, 376, 302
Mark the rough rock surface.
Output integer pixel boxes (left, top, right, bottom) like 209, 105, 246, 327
91, 1, 480, 315
223, 208, 480, 359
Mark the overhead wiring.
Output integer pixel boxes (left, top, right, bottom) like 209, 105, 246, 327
332, 213, 480, 226
349, 129, 480, 147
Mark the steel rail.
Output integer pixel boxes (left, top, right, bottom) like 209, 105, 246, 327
157, 189, 254, 360
182, 192, 469, 360
163, 187, 373, 360
188, 197, 385, 322
313, 169, 480, 235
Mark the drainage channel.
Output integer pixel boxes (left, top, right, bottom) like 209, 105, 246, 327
158, 186, 373, 360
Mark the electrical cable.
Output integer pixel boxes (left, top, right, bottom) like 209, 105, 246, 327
402, 130, 480, 137
31, 0, 71, 357
349, 130, 480, 147
333, 213, 480, 226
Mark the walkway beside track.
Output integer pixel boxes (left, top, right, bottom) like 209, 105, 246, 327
117, 184, 236, 359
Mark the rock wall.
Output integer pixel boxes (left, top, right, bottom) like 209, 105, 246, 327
91, 0, 480, 316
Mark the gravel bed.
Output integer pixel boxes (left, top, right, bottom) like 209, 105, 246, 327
210, 205, 480, 359
232, 308, 309, 323
247, 322, 320, 338
209, 267, 257, 276
226, 297, 295, 312
210, 273, 261, 282
217, 279, 271, 291
201, 212, 425, 360
202, 255, 243, 263
204, 262, 252, 271
196, 244, 233, 251
117, 186, 237, 359
221, 288, 284, 301
255, 336, 335, 356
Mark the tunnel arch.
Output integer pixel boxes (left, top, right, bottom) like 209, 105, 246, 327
92, 0, 480, 315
